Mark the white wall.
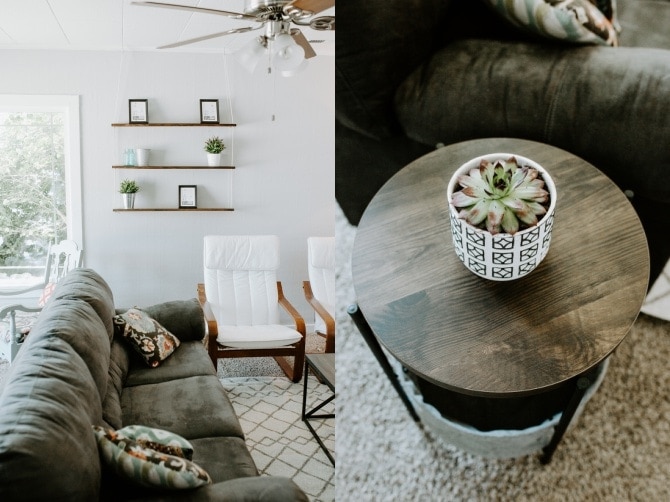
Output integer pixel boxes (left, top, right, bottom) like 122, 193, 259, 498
0, 49, 334, 321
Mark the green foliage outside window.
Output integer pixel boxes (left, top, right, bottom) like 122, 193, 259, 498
0, 111, 67, 276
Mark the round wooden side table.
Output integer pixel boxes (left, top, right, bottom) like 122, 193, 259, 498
350, 138, 649, 462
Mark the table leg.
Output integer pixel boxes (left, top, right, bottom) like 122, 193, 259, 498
302, 359, 335, 465
540, 363, 602, 464
347, 304, 420, 423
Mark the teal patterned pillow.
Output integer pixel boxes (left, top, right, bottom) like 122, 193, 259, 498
118, 425, 194, 460
92, 425, 211, 489
485, 0, 619, 46
114, 308, 180, 367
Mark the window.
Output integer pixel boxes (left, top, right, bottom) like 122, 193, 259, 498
0, 95, 81, 291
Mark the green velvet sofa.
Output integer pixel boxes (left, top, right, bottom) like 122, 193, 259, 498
0, 268, 307, 501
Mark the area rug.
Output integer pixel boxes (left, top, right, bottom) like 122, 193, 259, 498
220, 376, 334, 502
335, 204, 670, 501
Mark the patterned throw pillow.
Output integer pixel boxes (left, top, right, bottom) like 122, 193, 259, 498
114, 308, 180, 367
118, 425, 194, 460
484, 0, 619, 46
92, 425, 211, 489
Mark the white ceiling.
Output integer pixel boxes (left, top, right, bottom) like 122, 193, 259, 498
0, 0, 334, 55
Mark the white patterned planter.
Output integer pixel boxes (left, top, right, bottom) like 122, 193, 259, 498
447, 153, 557, 281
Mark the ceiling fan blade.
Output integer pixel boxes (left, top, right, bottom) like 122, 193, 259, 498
131, 2, 257, 21
158, 26, 260, 49
290, 29, 317, 59
290, 0, 335, 15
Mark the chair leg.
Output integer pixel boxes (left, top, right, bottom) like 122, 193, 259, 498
325, 332, 335, 354
275, 336, 306, 383
275, 355, 304, 383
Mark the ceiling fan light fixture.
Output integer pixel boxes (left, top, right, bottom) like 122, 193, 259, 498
234, 36, 266, 73
278, 59, 308, 77
272, 33, 306, 74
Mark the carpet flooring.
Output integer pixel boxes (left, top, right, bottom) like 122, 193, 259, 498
335, 204, 670, 501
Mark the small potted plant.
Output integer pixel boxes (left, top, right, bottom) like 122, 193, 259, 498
204, 136, 226, 166
447, 154, 557, 281
119, 179, 140, 209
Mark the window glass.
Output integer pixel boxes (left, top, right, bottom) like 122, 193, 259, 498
0, 96, 81, 291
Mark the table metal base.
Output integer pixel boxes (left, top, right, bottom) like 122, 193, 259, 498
302, 355, 335, 465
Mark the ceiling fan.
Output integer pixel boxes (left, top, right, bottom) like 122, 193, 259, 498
132, 0, 335, 74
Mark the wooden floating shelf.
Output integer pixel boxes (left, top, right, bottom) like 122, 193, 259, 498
112, 165, 235, 170
111, 123, 236, 127
113, 208, 234, 212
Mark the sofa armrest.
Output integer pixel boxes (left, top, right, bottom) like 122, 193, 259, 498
128, 476, 309, 501
139, 298, 206, 342
395, 39, 670, 206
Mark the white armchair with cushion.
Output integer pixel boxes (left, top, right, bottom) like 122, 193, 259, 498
303, 236, 335, 353
197, 235, 306, 382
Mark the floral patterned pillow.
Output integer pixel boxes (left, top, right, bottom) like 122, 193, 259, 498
114, 308, 180, 367
484, 0, 619, 46
92, 425, 211, 489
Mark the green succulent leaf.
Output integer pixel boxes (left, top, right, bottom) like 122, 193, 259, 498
451, 157, 551, 235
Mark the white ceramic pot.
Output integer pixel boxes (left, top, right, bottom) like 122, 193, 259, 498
135, 148, 151, 166
447, 153, 557, 281
207, 153, 221, 166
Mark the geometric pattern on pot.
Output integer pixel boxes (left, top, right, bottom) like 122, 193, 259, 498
447, 153, 558, 281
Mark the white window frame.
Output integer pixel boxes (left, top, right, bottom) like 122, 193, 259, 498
0, 94, 83, 246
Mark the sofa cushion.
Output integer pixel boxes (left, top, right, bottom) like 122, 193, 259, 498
125, 340, 216, 387
189, 437, 259, 482
483, 0, 619, 46
0, 335, 102, 501
93, 425, 212, 489
114, 308, 180, 368
121, 375, 245, 440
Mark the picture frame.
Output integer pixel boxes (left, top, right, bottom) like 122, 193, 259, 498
129, 99, 148, 124
179, 185, 197, 209
200, 99, 219, 124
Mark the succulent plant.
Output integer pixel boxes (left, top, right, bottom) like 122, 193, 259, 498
451, 156, 550, 235
204, 136, 226, 154
119, 179, 140, 193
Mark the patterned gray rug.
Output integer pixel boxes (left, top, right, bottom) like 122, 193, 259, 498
215, 334, 335, 502
221, 376, 334, 502
335, 204, 670, 501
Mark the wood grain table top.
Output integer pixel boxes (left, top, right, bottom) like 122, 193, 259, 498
352, 138, 649, 397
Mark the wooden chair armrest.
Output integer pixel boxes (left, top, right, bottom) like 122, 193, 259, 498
302, 281, 335, 335
277, 281, 306, 336
197, 283, 220, 367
